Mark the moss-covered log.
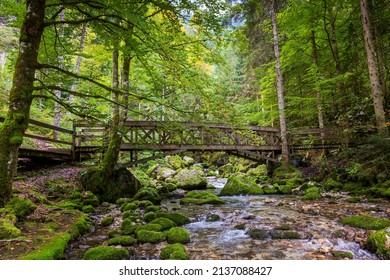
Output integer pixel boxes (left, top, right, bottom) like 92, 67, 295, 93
0, 0, 46, 207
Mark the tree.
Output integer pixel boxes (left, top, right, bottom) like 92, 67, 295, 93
359, 0, 387, 135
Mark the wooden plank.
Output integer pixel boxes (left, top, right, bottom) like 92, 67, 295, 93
120, 143, 282, 151
24, 133, 72, 146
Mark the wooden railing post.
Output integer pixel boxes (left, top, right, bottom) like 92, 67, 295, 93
72, 123, 76, 161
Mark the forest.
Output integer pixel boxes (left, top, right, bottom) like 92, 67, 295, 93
0, 0, 389, 261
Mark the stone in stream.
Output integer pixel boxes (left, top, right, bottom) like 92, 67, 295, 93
171, 169, 207, 190
220, 174, 263, 196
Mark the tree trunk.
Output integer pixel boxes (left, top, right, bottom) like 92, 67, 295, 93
359, 0, 387, 135
69, 23, 87, 105
311, 31, 325, 140
270, 0, 289, 166
0, 0, 46, 207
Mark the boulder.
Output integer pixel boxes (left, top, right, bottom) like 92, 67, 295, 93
133, 187, 161, 205
83, 246, 129, 260
220, 174, 264, 196
167, 227, 191, 244
157, 168, 177, 181
172, 169, 207, 190
365, 227, 390, 259
180, 191, 224, 205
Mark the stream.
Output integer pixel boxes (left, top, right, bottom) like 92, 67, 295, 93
65, 177, 383, 260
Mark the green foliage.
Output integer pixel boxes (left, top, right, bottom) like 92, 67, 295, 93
340, 215, 390, 230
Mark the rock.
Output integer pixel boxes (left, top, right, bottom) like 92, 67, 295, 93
160, 243, 188, 260
209, 152, 229, 167
166, 155, 186, 170
0, 218, 21, 239
167, 227, 191, 244
101, 216, 114, 227
183, 156, 195, 165
206, 214, 221, 222
301, 187, 322, 201
172, 169, 207, 190
180, 191, 224, 205
366, 227, 390, 259
136, 230, 167, 243
220, 174, 264, 196
6, 197, 37, 220
108, 236, 137, 246
149, 217, 177, 230
219, 164, 234, 178
155, 212, 190, 226
83, 246, 129, 260
340, 215, 390, 230
157, 168, 177, 181
246, 164, 268, 182
133, 187, 161, 205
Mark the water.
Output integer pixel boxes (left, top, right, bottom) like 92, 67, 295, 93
65, 176, 382, 260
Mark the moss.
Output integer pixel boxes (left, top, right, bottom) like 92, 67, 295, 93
172, 169, 207, 190
270, 231, 300, 239
136, 230, 166, 243
346, 197, 361, 203
323, 178, 343, 191
343, 182, 365, 194
133, 188, 161, 205
180, 191, 224, 205
167, 227, 190, 244
145, 205, 161, 212
275, 224, 293, 231
108, 236, 137, 246
246, 164, 268, 182
234, 223, 246, 230
116, 197, 132, 206
120, 202, 137, 212
83, 246, 130, 260
108, 229, 121, 238
143, 212, 156, 222
82, 205, 95, 213
278, 184, 294, 194
340, 215, 390, 230
6, 197, 37, 220
160, 243, 188, 260
219, 164, 234, 178
220, 174, 263, 196
262, 185, 279, 194
69, 215, 92, 238
121, 218, 136, 235
248, 229, 268, 240
136, 200, 154, 209
166, 155, 186, 170
22, 232, 71, 260
365, 227, 390, 259
332, 251, 354, 259
206, 214, 220, 222
130, 168, 153, 188
0, 218, 21, 239
56, 202, 81, 210
149, 217, 177, 230
101, 216, 115, 227
273, 166, 303, 181
136, 224, 163, 233
301, 187, 322, 201
81, 191, 99, 207
155, 212, 190, 226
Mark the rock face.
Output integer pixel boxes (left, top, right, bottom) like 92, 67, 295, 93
220, 174, 264, 196
79, 167, 139, 203
172, 169, 207, 190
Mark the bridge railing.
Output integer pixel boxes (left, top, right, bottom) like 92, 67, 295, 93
0, 116, 74, 158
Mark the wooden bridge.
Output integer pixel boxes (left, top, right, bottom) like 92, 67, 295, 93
0, 117, 350, 166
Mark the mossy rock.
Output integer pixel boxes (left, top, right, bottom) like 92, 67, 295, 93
220, 174, 263, 196
332, 251, 354, 259
346, 197, 361, 203
246, 164, 268, 182
136, 224, 163, 233
81, 191, 100, 207
136, 200, 155, 209
155, 212, 190, 226
83, 246, 130, 260
277, 184, 294, 194
206, 214, 220, 222
115, 197, 133, 206
0, 218, 21, 239
301, 187, 322, 201
273, 166, 303, 180
180, 191, 224, 205
323, 178, 343, 191
269, 230, 300, 239
157, 167, 177, 181
166, 155, 186, 170
108, 229, 121, 238
219, 164, 234, 178
248, 229, 268, 240
120, 202, 137, 212
6, 197, 37, 220
167, 227, 190, 244
343, 182, 365, 194
130, 168, 153, 188
56, 202, 81, 210
160, 243, 188, 260
108, 236, 137, 246
262, 185, 279, 194
82, 205, 95, 213
365, 227, 390, 259
101, 216, 115, 227
133, 188, 161, 205
209, 152, 229, 167
22, 232, 71, 260
136, 230, 166, 243
340, 215, 390, 230
149, 217, 177, 230
79, 167, 139, 203
69, 215, 93, 238
172, 169, 207, 190
143, 212, 157, 222
145, 205, 161, 213
121, 218, 136, 235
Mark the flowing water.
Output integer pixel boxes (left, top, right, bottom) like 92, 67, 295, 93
65, 177, 385, 260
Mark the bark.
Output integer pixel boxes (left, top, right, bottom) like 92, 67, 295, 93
270, 0, 289, 166
359, 0, 387, 135
69, 23, 87, 105
311, 31, 325, 140
0, 0, 46, 207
